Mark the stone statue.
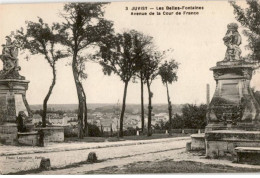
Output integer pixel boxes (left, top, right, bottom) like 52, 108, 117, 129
0, 36, 24, 80
223, 23, 242, 61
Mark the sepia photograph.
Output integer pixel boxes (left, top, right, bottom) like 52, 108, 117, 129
0, 0, 260, 175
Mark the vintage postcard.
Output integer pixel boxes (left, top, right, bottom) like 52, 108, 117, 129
0, 0, 260, 175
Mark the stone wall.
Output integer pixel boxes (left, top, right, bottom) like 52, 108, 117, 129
0, 123, 17, 145
34, 127, 64, 143
17, 132, 38, 146
191, 133, 205, 150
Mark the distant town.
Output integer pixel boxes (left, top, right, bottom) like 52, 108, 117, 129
31, 103, 183, 133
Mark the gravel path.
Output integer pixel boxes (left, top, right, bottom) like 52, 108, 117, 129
2, 136, 259, 175
0, 137, 189, 174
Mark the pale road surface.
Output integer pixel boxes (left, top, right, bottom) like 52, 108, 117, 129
1, 137, 260, 174
0, 137, 189, 174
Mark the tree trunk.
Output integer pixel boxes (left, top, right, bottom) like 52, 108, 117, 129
140, 73, 145, 133
147, 81, 152, 136
79, 82, 88, 136
166, 82, 172, 135
72, 54, 85, 139
119, 81, 129, 137
42, 65, 56, 127
83, 91, 88, 136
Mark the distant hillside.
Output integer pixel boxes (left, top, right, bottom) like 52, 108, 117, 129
30, 103, 184, 114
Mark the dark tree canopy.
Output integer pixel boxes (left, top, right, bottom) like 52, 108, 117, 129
98, 30, 147, 137
56, 2, 114, 138
15, 18, 69, 127
142, 51, 162, 85
15, 18, 68, 64
131, 31, 154, 133
181, 104, 207, 129
230, 0, 260, 62
99, 30, 141, 82
158, 60, 179, 85
58, 3, 114, 52
133, 32, 154, 79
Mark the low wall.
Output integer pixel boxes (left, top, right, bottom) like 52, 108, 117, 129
191, 133, 205, 150
17, 132, 38, 146
34, 127, 64, 143
0, 123, 18, 145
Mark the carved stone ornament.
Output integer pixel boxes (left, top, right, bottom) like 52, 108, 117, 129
0, 36, 25, 80
223, 23, 242, 61
211, 104, 243, 125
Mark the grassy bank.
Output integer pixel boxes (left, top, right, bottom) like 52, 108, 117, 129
87, 160, 260, 174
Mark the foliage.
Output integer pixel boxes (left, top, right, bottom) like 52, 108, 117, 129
64, 125, 78, 137
132, 32, 154, 81
158, 59, 179, 134
88, 123, 102, 137
142, 50, 168, 136
59, 3, 114, 52
57, 2, 114, 138
142, 51, 163, 85
130, 31, 154, 132
154, 120, 170, 130
230, 0, 260, 62
158, 60, 179, 85
98, 30, 149, 137
123, 127, 138, 136
99, 30, 143, 82
156, 104, 207, 130
15, 18, 69, 127
15, 18, 69, 62
181, 104, 207, 129
172, 114, 184, 129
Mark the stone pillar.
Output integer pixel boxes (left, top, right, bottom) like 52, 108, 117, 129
206, 60, 260, 132
0, 79, 32, 144
202, 23, 260, 159
205, 60, 260, 158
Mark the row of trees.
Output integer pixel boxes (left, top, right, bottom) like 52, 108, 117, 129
13, 1, 259, 138
13, 3, 179, 138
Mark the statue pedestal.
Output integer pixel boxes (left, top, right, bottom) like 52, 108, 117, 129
0, 79, 32, 145
205, 60, 260, 158
206, 60, 260, 131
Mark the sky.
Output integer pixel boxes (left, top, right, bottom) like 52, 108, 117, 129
0, 1, 259, 105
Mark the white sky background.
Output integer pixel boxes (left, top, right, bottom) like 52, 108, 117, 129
0, 1, 259, 105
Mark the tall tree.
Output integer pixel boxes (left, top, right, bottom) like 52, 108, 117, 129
98, 30, 140, 137
133, 32, 153, 133
15, 18, 69, 127
142, 51, 162, 136
158, 60, 179, 135
58, 3, 114, 138
230, 0, 260, 62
